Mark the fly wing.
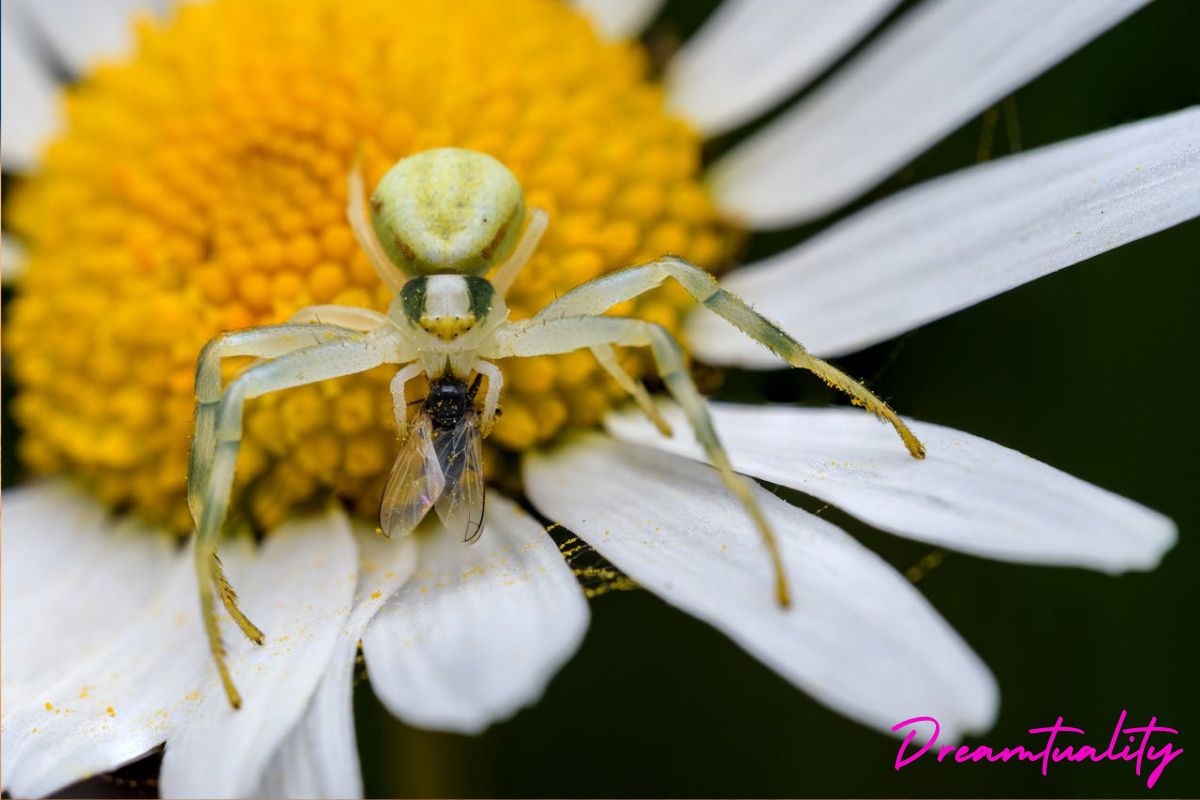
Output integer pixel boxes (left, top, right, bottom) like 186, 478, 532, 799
380, 413, 445, 538
432, 411, 487, 543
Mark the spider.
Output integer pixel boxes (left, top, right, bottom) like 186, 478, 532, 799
188, 147, 926, 708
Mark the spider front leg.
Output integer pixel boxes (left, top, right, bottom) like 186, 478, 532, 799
289, 303, 392, 331
536, 256, 925, 459
190, 323, 360, 526
194, 317, 393, 648
487, 316, 792, 607
193, 331, 407, 707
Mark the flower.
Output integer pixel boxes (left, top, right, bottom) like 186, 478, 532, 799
1, 0, 1193, 798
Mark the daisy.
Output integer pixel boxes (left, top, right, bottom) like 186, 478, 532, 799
1, 0, 1193, 798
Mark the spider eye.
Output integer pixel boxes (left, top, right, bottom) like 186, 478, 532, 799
370, 148, 525, 276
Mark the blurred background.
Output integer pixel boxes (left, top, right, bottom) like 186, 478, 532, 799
4, 0, 1198, 797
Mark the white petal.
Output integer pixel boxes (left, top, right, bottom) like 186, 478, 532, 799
3, 236, 28, 283
691, 106, 1200, 362
570, 0, 665, 40
709, 0, 1150, 227
160, 509, 358, 800
1, 7, 61, 170
667, 0, 901, 136
363, 493, 588, 734
525, 434, 997, 740
256, 526, 418, 800
2, 546, 203, 799
1, 483, 172, 712
606, 403, 1177, 573
20, 0, 167, 74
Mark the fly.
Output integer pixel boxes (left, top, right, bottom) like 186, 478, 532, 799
380, 373, 486, 543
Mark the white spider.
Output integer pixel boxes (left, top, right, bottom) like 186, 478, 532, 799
187, 148, 926, 708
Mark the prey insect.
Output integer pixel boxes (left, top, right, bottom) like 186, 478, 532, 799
382, 373, 486, 544
188, 147, 925, 708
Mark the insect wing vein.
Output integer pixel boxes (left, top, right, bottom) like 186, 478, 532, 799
433, 411, 487, 543
380, 413, 445, 538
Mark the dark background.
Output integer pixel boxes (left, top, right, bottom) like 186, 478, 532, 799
4, 0, 1197, 797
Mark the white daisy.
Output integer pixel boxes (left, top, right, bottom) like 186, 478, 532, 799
1, 0, 1193, 798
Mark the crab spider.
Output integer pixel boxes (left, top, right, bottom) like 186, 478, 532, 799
188, 147, 925, 708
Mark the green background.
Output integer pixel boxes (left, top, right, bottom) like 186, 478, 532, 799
4, 0, 1197, 797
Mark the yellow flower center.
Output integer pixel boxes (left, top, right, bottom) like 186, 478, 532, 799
5, 0, 738, 534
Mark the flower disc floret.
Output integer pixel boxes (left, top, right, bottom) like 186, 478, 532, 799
5, 0, 738, 533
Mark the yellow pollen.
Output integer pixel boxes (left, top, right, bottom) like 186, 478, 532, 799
5, 0, 738, 534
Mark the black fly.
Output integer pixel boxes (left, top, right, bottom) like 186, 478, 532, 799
380, 374, 486, 542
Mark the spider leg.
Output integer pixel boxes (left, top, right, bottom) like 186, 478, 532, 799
347, 159, 406, 294
471, 359, 504, 436
589, 344, 672, 436
289, 303, 392, 331
190, 324, 359, 526
488, 208, 549, 298
194, 330, 407, 707
390, 362, 425, 437
487, 316, 791, 607
536, 256, 924, 458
